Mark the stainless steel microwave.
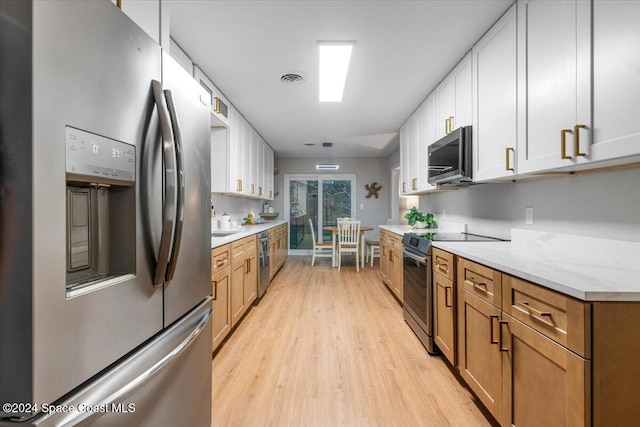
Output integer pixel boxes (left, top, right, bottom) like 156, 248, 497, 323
428, 126, 472, 186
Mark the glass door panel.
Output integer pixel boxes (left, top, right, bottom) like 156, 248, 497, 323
285, 174, 356, 254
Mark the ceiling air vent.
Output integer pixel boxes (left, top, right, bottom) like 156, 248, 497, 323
281, 73, 304, 84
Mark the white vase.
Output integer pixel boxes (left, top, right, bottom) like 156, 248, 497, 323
413, 221, 427, 229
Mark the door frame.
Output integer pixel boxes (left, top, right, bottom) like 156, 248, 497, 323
284, 174, 357, 255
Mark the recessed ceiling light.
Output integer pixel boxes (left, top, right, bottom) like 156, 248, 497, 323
318, 41, 354, 102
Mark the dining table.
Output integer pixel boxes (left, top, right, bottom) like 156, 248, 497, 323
322, 225, 375, 269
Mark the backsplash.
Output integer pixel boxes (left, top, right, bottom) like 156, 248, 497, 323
418, 166, 640, 242
210, 193, 264, 226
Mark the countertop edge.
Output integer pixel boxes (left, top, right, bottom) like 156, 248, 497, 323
211, 220, 287, 249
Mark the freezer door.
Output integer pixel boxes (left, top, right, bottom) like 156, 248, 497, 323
27, 1, 164, 408
5, 298, 213, 427
160, 52, 212, 326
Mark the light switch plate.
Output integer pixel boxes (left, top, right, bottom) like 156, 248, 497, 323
525, 207, 534, 225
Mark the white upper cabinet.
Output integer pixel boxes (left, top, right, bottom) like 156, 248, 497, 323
400, 121, 410, 195
590, 0, 640, 163
418, 94, 437, 192
193, 66, 231, 128
435, 52, 472, 139
472, 4, 518, 182
516, 0, 591, 174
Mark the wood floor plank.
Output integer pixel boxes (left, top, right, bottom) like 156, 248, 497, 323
212, 256, 494, 426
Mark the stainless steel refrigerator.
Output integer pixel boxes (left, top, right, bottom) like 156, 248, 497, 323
0, 1, 212, 425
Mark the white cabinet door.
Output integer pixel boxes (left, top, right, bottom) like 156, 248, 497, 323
418, 94, 437, 192
472, 4, 518, 182
266, 146, 274, 200
408, 112, 420, 193
400, 122, 410, 195
590, 0, 640, 163
257, 138, 265, 198
435, 52, 472, 139
517, 0, 591, 174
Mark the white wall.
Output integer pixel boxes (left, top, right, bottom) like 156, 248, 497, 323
273, 157, 391, 240
419, 166, 640, 242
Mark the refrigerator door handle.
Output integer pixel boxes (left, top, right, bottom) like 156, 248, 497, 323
26, 298, 213, 427
163, 89, 185, 283
151, 80, 177, 287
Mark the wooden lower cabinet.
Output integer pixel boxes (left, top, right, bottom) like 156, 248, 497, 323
211, 244, 231, 352
379, 229, 403, 301
454, 255, 640, 426
269, 224, 288, 279
457, 289, 503, 420
230, 235, 257, 328
433, 248, 456, 364
501, 313, 590, 427
433, 267, 456, 364
211, 267, 230, 352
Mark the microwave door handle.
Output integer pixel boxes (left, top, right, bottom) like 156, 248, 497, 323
152, 80, 177, 287
163, 89, 185, 283
428, 166, 454, 171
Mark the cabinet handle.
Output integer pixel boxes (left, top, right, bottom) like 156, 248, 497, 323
215, 257, 227, 267
411, 178, 417, 191
237, 179, 243, 191
560, 129, 572, 159
490, 315, 499, 344
259, 186, 263, 196
574, 124, 587, 157
445, 117, 450, 134
505, 147, 515, 171
435, 258, 448, 273
465, 278, 488, 293
269, 190, 273, 198
517, 301, 555, 327
448, 116, 454, 133
445, 286, 452, 308
251, 184, 255, 195
211, 279, 217, 300
402, 182, 406, 193
499, 320, 509, 352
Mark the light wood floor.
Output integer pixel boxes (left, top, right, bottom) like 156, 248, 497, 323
211, 255, 495, 426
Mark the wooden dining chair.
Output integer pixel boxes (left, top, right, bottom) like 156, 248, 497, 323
309, 219, 333, 266
337, 220, 361, 272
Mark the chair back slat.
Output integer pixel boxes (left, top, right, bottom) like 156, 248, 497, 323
338, 220, 360, 246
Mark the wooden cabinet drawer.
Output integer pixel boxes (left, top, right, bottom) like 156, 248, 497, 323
503, 274, 591, 358
433, 248, 455, 281
211, 244, 230, 275
457, 257, 502, 308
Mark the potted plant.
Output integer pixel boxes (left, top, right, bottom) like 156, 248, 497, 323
404, 207, 437, 229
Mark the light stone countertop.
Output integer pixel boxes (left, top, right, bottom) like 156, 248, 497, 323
211, 220, 287, 249
379, 226, 640, 302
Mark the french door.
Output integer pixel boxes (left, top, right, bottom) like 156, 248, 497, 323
284, 174, 356, 254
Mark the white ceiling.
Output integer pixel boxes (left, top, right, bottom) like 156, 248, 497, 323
166, 0, 514, 158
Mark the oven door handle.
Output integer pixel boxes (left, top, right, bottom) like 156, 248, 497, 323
402, 248, 428, 265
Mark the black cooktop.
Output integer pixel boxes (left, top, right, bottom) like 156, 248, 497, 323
402, 232, 508, 255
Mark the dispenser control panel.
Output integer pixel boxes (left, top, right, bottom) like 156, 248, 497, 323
65, 126, 135, 183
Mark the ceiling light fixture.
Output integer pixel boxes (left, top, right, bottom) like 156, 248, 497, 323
318, 41, 354, 102
316, 163, 340, 170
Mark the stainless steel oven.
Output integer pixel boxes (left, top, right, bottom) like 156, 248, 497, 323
402, 234, 436, 353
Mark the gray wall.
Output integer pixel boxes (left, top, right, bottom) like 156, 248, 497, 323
418, 166, 640, 242
273, 157, 391, 240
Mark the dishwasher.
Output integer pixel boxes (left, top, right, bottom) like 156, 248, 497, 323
257, 230, 271, 298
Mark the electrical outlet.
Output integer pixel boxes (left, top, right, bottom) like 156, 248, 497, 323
525, 207, 534, 225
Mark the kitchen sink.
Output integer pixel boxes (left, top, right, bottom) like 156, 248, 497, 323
211, 229, 243, 237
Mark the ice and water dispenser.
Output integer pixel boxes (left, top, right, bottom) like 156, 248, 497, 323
65, 127, 136, 296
